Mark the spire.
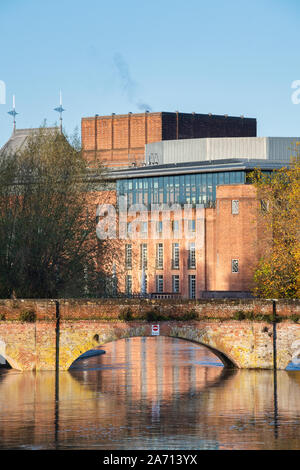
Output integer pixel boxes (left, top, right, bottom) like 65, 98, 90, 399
54, 90, 65, 134
7, 95, 18, 133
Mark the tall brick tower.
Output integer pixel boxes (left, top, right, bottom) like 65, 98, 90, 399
81, 111, 257, 168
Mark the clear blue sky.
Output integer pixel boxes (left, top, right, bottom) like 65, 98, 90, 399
1, 0, 300, 147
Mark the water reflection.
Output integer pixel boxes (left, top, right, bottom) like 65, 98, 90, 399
0, 337, 300, 449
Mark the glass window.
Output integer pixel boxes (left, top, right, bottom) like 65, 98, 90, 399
188, 219, 196, 232
172, 243, 180, 269
172, 220, 179, 232
126, 275, 132, 295
261, 200, 269, 212
188, 275, 196, 299
141, 222, 148, 234
156, 275, 164, 293
188, 242, 196, 269
125, 244, 132, 269
156, 220, 163, 233
117, 170, 247, 209
232, 259, 239, 273
172, 275, 180, 293
140, 244, 148, 270
232, 200, 239, 215
156, 243, 164, 269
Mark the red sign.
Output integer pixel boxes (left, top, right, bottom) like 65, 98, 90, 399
151, 324, 160, 336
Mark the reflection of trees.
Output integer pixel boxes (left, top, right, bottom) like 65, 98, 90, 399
1, 338, 300, 449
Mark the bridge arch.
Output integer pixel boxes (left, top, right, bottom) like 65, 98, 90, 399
63, 323, 237, 371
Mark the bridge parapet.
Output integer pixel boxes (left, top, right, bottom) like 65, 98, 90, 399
0, 298, 299, 321
0, 299, 299, 371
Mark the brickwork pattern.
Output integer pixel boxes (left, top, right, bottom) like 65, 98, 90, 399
82, 112, 257, 168
0, 299, 299, 371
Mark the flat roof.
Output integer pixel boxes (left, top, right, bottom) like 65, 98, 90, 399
107, 158, 288, 180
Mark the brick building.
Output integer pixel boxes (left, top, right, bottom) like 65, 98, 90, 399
82, 111, 257, 168
94, 132, 298, 299
1, 115, 295, 299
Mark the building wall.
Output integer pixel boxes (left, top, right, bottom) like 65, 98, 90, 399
214, 185, 259, 292
82, 112, 257, 169
82, 113, 162, 168
95, 183, 259, 297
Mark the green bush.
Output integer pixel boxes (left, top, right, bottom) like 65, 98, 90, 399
0, 313, 5, 321
19, 310, 36, 323
233, 310, 246, 320
182, 309, 198, 320
255, 313, 272, 322
119, 308, 133, 321
291, 314, 300, 323
146, 310, 163, 322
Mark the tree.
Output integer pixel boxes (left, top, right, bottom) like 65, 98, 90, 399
0, 126, 109, 298
250, 145, 300, 298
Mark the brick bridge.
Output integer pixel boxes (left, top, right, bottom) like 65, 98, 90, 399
0, 299, 299, 371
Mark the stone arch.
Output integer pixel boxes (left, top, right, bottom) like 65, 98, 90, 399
62, 323, 237, 371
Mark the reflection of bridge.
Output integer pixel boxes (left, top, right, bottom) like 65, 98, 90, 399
1, 343, 300, 449
0, 310, 299, 370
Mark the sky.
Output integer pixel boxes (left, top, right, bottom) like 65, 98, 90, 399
0, 0, 300, 147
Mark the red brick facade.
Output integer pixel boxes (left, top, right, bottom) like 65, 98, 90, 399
82, 112, 257, 168
96, 184, 261, 298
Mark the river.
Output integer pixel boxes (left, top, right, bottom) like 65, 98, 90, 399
0, 336, 300, 450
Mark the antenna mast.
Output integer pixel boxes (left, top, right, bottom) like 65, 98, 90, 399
54, 90, 65, 133
7, 95, 18, 133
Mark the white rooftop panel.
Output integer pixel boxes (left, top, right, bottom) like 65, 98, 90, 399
145, 137, 300, 165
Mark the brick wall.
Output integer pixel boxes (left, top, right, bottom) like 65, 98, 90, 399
82, 112, 257, 168
215, 185, 259, 291
0, 298, 299, 321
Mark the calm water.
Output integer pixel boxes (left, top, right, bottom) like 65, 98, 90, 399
0, 336, 300, 450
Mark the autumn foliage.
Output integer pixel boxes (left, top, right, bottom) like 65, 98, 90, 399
250, 145, 300, 298
0, 127, 106, 298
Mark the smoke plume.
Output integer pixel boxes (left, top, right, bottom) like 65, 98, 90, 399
113, 53, 152, 112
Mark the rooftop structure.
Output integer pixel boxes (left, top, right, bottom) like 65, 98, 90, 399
82, 111, 257, 168
145, 136, 300, 166
0, 127, 60, 157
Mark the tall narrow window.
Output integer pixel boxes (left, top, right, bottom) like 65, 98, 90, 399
188, 219, 196, 232
156, 274, 164, 293
260, 200, 269, 212
172, 275, 180, 293
172, 220, 179, 233
188, 242, 196, 269
172, 243, 180, 269
232, 259, 239, 273
125, 244, 132, 269
232, 200, 239, 215
156, 220, 163, 234
188, 275, 196, 299
140, 243, 148, 270
140, 221, 148, 235
156, 243, 164, 269
126, 274, 132, 295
